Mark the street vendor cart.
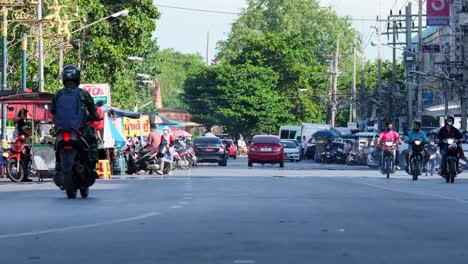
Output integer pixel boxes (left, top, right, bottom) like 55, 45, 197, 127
0, 92, 55, 182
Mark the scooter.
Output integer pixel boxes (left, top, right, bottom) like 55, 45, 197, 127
55, 129, 95, 199
6, 135, 31, 182
441, 138, 461, 183
380, 141, 398, 178
320, 145, 335, 164
407, 139, 426, 181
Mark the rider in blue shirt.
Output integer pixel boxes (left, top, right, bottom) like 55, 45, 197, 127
404, 120, 429, 173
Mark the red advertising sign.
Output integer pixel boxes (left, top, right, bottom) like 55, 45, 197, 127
427, 0, 450, 26
79, 83, 111, 105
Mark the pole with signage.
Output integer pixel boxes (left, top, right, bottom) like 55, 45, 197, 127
1, 8, 7, 140
21, 34, 27, 92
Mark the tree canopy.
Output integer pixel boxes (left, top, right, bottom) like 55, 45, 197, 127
183, 0, 360, 137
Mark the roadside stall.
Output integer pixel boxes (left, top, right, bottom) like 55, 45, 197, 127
0, 92, 54, 182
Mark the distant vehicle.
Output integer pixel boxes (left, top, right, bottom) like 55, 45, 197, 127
248, 135, 284, 167
193, 136, 228, 166
281, 140, 301, 162
279, 123, 331, 142
221, 139, 238, 159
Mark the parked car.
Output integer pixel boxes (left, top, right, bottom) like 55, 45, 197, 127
305, 137, 317, 160
193, 136, 228, 166
248, 135, 284, 167
281, 140, 301, 162
221, 139, 238, 159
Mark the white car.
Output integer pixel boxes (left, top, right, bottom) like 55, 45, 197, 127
281, 140, 301, 162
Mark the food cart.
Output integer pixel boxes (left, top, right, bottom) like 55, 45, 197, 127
0, 92, 55, 182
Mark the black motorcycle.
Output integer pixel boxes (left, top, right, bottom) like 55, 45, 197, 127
441, 138, 461, 183
320, 144, 335, 164
407, 139, 426, 181
55, 129, 95, 199
380, 141, 398, 178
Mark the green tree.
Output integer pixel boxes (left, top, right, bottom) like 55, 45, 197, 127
155, 49, 205, 110
215, 0, 359, 126
183, 64, 293, 137
5, 0, 160, 111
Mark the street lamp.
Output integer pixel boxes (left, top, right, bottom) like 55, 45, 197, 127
70, 9, 129, 34
57, 9, 130, 78
137, 73, 151, 79
128, 56, 144, 62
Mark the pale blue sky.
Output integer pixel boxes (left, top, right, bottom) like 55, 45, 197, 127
154, 0, 409, 61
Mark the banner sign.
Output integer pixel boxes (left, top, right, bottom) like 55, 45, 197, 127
80, 83, 111, 105
123, 115, 150, 137
427, 0, 450, 26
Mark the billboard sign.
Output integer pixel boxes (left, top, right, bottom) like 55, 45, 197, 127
427, 0, 450, 26
79, 83, 111, 105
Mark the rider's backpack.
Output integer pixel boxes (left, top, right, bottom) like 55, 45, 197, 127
54, 88, 84, 130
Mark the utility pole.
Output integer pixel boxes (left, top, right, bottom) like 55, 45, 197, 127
330, 36, 340, 128
38, 0, 44, 92
350, 38, 357, 123
391, 20, 397, 123
1, 8, 6, 139
462, 25, 468, 130
405, 3, 413, 124
206, 32, 209, 65
377, 22, 382, 130
359, 34, 367, 122
416, 0, 423, 120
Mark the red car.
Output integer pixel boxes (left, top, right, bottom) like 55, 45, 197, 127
248, 135, 284, 167
222, 139, 238, 159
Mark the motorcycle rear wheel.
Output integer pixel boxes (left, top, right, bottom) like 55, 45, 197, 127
6, 159, 25, 183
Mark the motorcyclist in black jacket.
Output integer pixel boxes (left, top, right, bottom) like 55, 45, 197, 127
437, 114, 464, 174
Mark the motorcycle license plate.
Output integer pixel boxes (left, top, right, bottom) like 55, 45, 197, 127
261, 148, 272, 152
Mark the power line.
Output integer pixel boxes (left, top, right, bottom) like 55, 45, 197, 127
155, 4, 380, 22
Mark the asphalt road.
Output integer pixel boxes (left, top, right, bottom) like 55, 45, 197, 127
1, 158, 468, 263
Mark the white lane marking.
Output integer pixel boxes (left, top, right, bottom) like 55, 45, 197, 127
183, 197, 192, 200
179, 201, 189, 205
233, 260, 256, 264
0, 212, 160, 240
171, 205, 182, 209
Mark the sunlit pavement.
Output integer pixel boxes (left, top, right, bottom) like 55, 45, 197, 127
1, 158, 468, 263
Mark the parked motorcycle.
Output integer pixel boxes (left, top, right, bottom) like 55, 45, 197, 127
124, 145, 172, 175
333, 147, 347, 164
380, 141, 398, 178
174, 144, 195, 170
6, 135, 31, 182
441, 138, 461, 183
407, 139, 426, 181
320, 144, 335, 164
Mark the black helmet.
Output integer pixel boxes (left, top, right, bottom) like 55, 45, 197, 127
445, 114, 455, 122
412, 120, 422, 127
61, 64, 81, 85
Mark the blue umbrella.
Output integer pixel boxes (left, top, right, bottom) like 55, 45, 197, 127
312, 129, 338, 139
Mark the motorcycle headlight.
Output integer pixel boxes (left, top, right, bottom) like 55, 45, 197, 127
414, 140, 421, 146
447, 139, 455, 145
430, 154, 436, 159
385, 142, 393, 147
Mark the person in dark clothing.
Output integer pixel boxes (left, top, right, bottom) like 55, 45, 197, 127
50, 64, 101, 188
16, 109, 28, 136
437, 114, 465, 175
